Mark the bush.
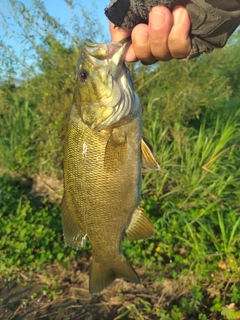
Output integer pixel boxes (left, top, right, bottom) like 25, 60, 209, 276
0, 174, 77, 277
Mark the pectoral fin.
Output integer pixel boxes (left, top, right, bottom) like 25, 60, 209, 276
125, 207, 154, 241
104, 128, 127, 170
61, 196, 87, 249
141, 138, 160, 170
110, 127, 126, 145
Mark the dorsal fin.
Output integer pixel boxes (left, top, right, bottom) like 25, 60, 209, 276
141, 138, 160, 170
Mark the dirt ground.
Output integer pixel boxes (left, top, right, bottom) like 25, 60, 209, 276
0, 260, 198, 320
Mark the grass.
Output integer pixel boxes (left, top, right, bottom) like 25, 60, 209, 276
142, 107, 240, 207
1, 103, 240, 319
1, 101, 240, 318
0, 90, 65, 176
0, 96, 39, 173
1, 38, 240, 318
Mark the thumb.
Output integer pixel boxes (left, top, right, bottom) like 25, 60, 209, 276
110, 22, 131, 41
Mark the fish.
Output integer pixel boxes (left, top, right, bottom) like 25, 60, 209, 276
61, 38, 159, 294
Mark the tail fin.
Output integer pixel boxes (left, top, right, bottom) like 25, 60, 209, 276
89, 255, 140, 294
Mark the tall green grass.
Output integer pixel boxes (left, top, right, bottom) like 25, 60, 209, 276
142, 107, 240, 211
0, 92, 40, 173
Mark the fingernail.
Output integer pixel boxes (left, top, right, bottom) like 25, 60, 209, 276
173, 7, 185, 25
150, 9, 165, 30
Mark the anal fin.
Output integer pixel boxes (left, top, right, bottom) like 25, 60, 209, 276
125, 207, 154, 241
61, 195, 87, 249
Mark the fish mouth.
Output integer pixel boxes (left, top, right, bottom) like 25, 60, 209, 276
83, 38, 130, 73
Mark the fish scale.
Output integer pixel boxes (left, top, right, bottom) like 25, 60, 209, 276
64, 105, 141, 254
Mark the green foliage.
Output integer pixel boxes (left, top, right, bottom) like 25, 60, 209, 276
132, 49, 232, 125
0, 85, 41, 173
0, 174, 78, 277
143, 109, 240, 205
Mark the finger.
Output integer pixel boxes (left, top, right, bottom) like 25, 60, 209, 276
125, 43, 138, 62
148, 6, 173, 61
109, 22, 137, 61
131, 24, 157, 64
109, 22, 131, 41
168, 6, 191, 59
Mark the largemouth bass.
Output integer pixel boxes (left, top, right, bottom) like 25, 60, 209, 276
61, 38, 159, 294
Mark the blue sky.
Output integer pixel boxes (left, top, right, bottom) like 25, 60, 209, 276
43, 0, 110, 39
0, 0, 111, 75
44, 0, 109, 25
0, 0, 111, 51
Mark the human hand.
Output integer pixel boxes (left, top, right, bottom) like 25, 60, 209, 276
110, 5, 191, 64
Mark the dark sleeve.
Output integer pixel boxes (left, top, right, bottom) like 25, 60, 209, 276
105, 0, 240, 59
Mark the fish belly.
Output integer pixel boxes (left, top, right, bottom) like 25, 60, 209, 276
63, 107, 142, 257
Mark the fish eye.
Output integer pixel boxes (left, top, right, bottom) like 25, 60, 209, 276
78, 69, 88, 82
